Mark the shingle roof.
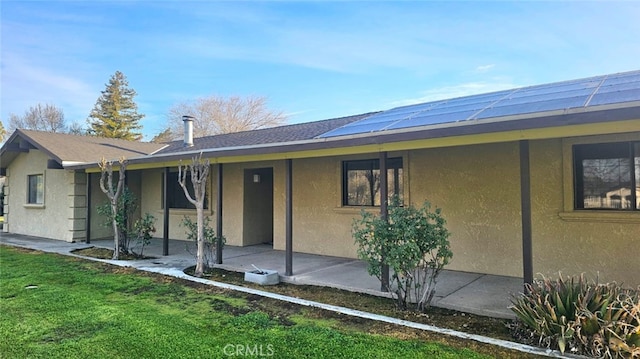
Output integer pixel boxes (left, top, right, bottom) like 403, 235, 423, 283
0, 129, 166, 168
157, 112, 376, 154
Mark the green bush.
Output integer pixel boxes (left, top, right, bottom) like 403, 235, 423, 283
182, 215, 225, 269
97, 187, 155, 257
352, 197, 452, 312
510, 274, 640, 357
131, 213, 156, 257
97, 187, 136, 252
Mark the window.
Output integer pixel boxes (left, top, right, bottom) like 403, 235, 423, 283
574, 142, 639, 210
27, 174, 44, 204
163, 172, 208, 210
342, 158, 403, 206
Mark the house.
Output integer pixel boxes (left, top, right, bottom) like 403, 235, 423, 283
2, 70, 639, 287
0, 130, 165, 241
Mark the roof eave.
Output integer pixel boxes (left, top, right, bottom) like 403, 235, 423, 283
66, 105, 640, 171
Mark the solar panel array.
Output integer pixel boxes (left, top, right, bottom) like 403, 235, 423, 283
318, 70, 640, 138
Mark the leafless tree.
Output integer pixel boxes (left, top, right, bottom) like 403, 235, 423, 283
8, 103, 67, 133
99, 157, 127, 260
160, 95, 287, 140
178, 153, 210, 277
0, 121, 6, 142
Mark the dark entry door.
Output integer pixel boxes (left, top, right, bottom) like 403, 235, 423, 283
242, 168, 274, 246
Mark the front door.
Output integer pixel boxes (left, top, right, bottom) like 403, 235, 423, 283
242, 168, 274, 246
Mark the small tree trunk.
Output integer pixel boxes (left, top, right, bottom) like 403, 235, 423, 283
111, 202, 120, 256
178, 153, 210, 277
195, 203, 205, 276
98, 157, 126, 260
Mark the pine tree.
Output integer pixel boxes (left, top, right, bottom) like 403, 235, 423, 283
87, 71, 144, 140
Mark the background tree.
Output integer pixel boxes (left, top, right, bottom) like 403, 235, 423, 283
8, 103, 67, 133
150, 128, 173, 143
87, 71, 144, 140
159, 95, 287, 140
0, 121, 6, 142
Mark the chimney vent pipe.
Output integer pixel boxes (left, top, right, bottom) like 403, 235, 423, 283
182, 115, 194, 147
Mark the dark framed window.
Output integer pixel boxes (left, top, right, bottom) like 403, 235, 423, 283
573, 142, 639, 210
163, 172, 208, 210
27, 174, 44, 204
342, 157, 403, 206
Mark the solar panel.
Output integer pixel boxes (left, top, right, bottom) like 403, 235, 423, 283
316, 70, 640, 139
596, 80, 640, 93
387, 110, 479, 130
494, 88, 594, 107
602, 73, 640, 86
588, 88, 640, 106
319, 120, 399, 138
476, 96, 590, 119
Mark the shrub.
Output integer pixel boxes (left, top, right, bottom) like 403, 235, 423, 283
97, 187, 137, 253
352, 197, 452, 312
131, 213, 156, 257
510, 274, 640, 357
97, 187, 155, 257
182, 215, 225, 270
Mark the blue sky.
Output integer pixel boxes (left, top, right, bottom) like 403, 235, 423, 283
2, 1, 639, 140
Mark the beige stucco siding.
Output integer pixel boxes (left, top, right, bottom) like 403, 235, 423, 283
138, 162, 282, 247
279, 156, 359, 258
138, 167, 215, 241
97, 132, 639, 287
5, 150, 85, 242
529, 134, 640, 286
408, 142, 523, 277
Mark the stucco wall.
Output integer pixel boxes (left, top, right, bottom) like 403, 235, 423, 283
529, 134, 640, 286
277, 155, 372, 258
138, 167, 218, 242
408, 143, 523, 277
127, 133, 639, 287
5, 150, 83, 242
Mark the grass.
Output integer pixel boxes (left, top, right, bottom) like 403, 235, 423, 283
0, 245, 548, 358
0, 245, 542, 358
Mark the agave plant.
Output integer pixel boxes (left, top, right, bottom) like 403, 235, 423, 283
511, 274, 640, 357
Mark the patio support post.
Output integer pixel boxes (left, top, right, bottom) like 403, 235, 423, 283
379, 152, 390, 292
85, 172, 91, 244
163, 167, 170, 256
285, 159, 293, 276
216, 163, 223, 264
519, 140, 534, 286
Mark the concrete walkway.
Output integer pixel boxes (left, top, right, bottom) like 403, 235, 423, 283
0, 234, 523, 319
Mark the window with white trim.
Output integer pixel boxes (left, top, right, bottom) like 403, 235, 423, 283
27, 174, 44, 204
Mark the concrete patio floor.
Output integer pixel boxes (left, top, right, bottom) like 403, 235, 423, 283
0, 234, 524, 319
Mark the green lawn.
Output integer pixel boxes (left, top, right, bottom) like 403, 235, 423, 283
0, 245, 492, 359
